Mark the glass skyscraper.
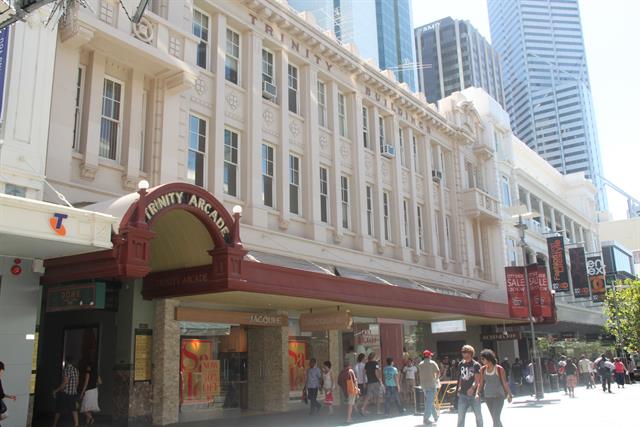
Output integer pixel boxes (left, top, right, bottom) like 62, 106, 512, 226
415, 17, 505, 107
487, 0, 606, 209
288, 0, 416, 91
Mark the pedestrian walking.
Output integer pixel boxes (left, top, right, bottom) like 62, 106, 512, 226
78, 357, 101, 426
477, 349, 511, 427
304, 358, 323, 415
383, 357, 404, 416
52, 356, 80, 427
0, 361, 17, 427
456, 345, 483, 427
565, 358, 578, 398
418, 349, 440, 425
501, 358, 510, 380
354, 353, 367, 401
322, 361, 336, 414
613, 358, 626, 389
628, 355, 637, 384
578, 355, 592, 388
341, 361, 359, 423
358, 353, 384, 415
558, 355, 568, 394
510, 358, 523, 395
595, 354, 612, 393
402, 358, 418, 413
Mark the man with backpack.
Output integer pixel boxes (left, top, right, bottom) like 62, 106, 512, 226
595, 354, 612, 393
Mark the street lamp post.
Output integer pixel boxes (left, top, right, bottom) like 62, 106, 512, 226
515, 214, 545, 400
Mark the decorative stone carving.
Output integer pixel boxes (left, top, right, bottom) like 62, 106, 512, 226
381, 162, 390, 179
340, 142, 351, 160
190, 96, 213, 110
169, 36, 182, 59
194, 78, 206, 95
279, 217, 289, 230
333, 230, 343, 244
80, 162, 98, 180
263, 109, 274, 125
122, 174, 138, 191
225, 93, 239, 111
376, 241, 385, 254
133, 17, 154, 44
319, 135, 329, 151
289, 121, 301, 137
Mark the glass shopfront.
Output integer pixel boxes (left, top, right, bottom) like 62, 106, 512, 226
287, 318, 330, 400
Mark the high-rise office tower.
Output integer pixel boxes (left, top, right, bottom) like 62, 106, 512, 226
415, 17, 505, 107
487, 0, 606, 209
288, 0, 417, 91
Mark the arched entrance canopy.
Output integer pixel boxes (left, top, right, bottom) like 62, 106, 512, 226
41, 182, 245, 284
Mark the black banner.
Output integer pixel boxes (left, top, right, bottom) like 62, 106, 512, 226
587, 255, 606, 302
547, 236, 570, 292
569, 247, 590, 298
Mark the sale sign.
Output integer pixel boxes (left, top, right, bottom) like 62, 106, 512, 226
180, 339, 213, 403
505, 266, 529, 318
533, 265, 553, 318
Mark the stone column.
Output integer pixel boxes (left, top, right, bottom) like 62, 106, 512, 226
327, 329, 342, 407
248, 326, 289, 411
152, 299, 180, 426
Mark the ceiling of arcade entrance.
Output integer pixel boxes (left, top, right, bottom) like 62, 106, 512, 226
149, 209, 215, 272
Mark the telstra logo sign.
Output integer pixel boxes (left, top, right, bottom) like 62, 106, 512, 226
50, 213, 68, 236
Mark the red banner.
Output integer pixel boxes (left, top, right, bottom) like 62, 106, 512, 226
505, 266, 529, 318
532, 265, 553, 318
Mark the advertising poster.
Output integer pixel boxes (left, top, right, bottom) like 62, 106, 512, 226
569, 247, 590, 298
505, 266, 528, 318
547, 236, 570, 292
201, 359, 220, 399
535, 265, 553, 318
288, 340, 308, 392
180, 339, 213, 403
134, 329, 152, 382
587, 255, 606, 302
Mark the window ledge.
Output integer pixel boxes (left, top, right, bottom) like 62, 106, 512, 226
98, 158, 125, 172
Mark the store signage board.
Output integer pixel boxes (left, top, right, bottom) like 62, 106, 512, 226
46, 282, 106, 312
431, 319, 466, 334
299, 311, 353, 331
175, 307, 288, 327
134, 329, 152, 382
481, 331, 522, 341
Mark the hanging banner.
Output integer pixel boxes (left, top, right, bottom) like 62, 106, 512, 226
531, 265, 553, 318
505, 266, 528, 318
569, 247, 590, 298
587, 255, 606, 303
547, 236, 570, 292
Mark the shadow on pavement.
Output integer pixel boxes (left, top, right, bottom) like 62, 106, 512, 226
510, 398, 562, 409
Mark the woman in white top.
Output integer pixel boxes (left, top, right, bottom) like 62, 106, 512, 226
402, 359, 418, 413
322, 361, 336, 414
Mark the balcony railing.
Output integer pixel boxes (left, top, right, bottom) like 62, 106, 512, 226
462, 187, 501, 221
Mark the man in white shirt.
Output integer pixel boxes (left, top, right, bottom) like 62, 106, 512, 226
578, 355, 592, 388
402, 359, 418, 413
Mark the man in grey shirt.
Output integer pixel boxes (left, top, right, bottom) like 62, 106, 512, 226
305, 359, 323, 414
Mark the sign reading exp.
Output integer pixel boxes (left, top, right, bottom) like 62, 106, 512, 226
144, 191, 230, 237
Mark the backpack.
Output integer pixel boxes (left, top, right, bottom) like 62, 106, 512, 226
597, 359, 609, 375
337, 367, 350, 393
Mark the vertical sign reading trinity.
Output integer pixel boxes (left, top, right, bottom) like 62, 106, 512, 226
587, 255, 606, 303
0, 27, 10, 122
547, 236, 570, 292
569, 247, 590, 298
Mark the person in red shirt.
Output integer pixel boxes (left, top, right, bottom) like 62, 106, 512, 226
613, 358, 627, 389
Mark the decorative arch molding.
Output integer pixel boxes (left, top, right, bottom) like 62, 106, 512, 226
42, 183, 246, 286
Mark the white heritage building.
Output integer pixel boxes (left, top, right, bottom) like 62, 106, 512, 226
45, 0, 505, 295
444, 88, 604, 335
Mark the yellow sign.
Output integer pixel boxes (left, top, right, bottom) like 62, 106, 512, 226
299, 311, 353, 331
134, 332, 153, 381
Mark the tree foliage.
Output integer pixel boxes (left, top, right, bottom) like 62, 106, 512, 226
604, 279, 640, 352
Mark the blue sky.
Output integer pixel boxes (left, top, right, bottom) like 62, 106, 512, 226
412, 0, 640, 220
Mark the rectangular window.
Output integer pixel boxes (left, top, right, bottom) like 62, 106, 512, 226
445, 215, 453, 258
366, 185, 373, 236
441, 150, 447, 186
262, 49, 274, 84
417, 205, 424, 251
399, 128, 406, 166
341, 176, 350, 229
403, 200, 410, 248
72, 66, 85, 151
501, 176, 511, 206
338, 92, 347, 137
288, 64, 298, 114
320, 167, 329, 223
317, 80, 326, 127
261, 144, 274, 207
378, 116, 385, 150
289, 154, 300, 215
412, 136, 418, 171
224, 129, 239, 196
188, 115, 207, 187
225, 29, 240, 84
99, 77, 122, 161
435, 211, 442, 256
362, 106, 369, 149
192, 8, 209, 69
383, 191, 391, 241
